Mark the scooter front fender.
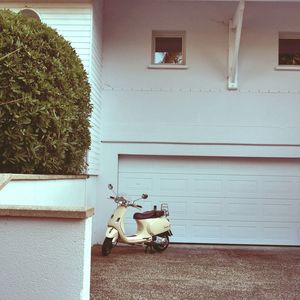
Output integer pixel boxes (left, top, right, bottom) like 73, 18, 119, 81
105, 227, 119, 243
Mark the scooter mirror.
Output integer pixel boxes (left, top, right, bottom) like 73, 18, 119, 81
142, 193, 148, 199
108, 184, 113, 190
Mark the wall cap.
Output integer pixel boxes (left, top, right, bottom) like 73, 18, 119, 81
0, 205, 94, 219
0, 174, 88, 191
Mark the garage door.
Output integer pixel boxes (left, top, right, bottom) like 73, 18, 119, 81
118, 155, 300, 245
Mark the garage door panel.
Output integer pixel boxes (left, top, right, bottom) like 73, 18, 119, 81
167, 200, 187, 219
192, 178, 223, 194
119, 156, 300, 245
226, 178, 258, 195
159, 178, 188, 193
171, 222, 187, 239
191, 200, 223, 217
187, 221, 259, 244
189, 221, 300, 244
262, 225, 300, 244
189, 198, 300, 222
123, 195, 300, 223
191, 223, 222, 240
226, 201, 258, 217
226, 224, 259, 240
120, 156, 300, 176
170, 219, 300, 245
118, 176, 154, 194
262, 201, 298, 219
137, 222, 298, 245
261, 179, 299, 198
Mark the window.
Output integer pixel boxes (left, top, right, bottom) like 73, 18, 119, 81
151, 31, 186, 67
19, 8, 41, 22
278, 33, 300, 65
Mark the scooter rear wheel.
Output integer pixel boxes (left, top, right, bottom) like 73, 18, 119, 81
153, 234, 169, 252
102, 237, 113, 256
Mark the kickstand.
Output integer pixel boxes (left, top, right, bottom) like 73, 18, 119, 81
145, 242, 155, 254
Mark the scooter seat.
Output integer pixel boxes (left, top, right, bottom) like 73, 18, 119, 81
133, 210, 164, 220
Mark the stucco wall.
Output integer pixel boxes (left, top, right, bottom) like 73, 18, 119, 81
0, 216, 92, 300
0, 179, 87, 207
102, 0, 300, 147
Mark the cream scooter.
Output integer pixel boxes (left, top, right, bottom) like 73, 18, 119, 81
102, 184, 172, 256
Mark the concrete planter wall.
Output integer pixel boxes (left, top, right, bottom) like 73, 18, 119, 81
0, 174, 90, 207
0, 174, 97, 300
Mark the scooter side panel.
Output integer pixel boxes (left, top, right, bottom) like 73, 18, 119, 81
146, 217, 171, 235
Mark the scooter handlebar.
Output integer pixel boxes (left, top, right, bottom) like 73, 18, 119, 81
109, 195, 143, 208
129, 204, 142, 209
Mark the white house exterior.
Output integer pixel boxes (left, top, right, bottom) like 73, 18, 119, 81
2, 0, 300, 246
99, 0, 300, 246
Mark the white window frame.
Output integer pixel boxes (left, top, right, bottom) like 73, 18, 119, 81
148, 30, 188, 69
275, 32, 300, 71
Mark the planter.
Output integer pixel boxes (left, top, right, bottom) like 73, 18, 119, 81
0, 173, 97, 300
0, 174, 89, 207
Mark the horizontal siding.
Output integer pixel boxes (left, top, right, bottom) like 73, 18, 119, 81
87, 0, 103, 175
41, 10, 92, 73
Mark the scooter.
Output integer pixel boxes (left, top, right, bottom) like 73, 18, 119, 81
102, 184, 172, 256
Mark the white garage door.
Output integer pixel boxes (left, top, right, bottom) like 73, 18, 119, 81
118, 155, 300, 245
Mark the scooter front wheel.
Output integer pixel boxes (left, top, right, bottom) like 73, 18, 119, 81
102, 237, 113, 256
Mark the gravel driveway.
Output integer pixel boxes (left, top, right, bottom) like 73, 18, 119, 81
90, 244, 300, 300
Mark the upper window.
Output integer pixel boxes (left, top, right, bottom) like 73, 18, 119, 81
19, 8, 41, 22
152, 31, 186, 65
278, 33, 300, 65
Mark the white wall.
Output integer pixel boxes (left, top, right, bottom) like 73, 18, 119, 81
0, 216, 92, 300
88, 0, 103, 240
88, 0, 103, 175
0, 177, 96, 207
91, 0, 300, 244
0, 175, 99, 245
102, 0, 300, 147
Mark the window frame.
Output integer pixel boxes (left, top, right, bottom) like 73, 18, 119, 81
275, 32, 300, 71
148, 30, 187, 69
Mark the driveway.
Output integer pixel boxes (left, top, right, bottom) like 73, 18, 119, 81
90, 244, 300, 300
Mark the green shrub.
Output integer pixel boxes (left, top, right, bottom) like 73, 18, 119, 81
0, 9, 92, 174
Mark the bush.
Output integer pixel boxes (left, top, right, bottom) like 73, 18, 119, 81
0, 9, 92, 174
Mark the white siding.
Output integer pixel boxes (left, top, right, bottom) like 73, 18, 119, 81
88, 0, 103, 175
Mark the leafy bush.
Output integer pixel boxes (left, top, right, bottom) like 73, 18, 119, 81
0, 9, 92, 174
